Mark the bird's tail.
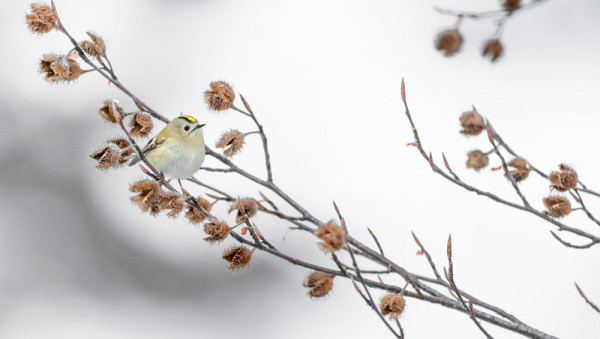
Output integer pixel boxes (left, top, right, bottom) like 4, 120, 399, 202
127, 154, 141, 166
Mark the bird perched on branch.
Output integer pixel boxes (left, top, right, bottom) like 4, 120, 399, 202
129, 115, 205, 193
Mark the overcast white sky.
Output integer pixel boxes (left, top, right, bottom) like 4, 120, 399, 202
1, 0, 600, 338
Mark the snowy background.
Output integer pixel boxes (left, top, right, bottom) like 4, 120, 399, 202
1, 0, 599, 338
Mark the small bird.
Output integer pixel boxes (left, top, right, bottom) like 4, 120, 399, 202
129, 115, 205, 193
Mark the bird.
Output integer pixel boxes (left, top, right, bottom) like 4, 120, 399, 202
129, 115, 205, 194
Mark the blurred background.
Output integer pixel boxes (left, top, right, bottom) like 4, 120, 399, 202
2, 0, 600, 338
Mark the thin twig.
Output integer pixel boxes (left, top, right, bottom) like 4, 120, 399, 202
575, 282, 600, 313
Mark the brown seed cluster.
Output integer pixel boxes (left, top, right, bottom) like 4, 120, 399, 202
543, 196, 571, 218
108, 138, 133, 157
185, 197, 212, 224
98, 99, 123, 123
159, 192, 185, 218
503, 0, 521, 12
90, 138, 133, 169
222, 245, 252, 270
435, 29, 463, 56
507, 157, 530, 182
204, 81, 235, 111
39, 53, 83, 82
216, 130, 245, 157
26, 3, 57, 34
129, 113, 153, 138
230, 197, 258, 223
380, 293, 406, 319
315, 222, 345, 252
459, 111, 485, 136
203, 219, 231, 243
466, 150, 489, 171
303, 271, 334, 298
79, 31, 106, 59
549, 164, 578, 192
130, 180, 162, 215
482, 40, 504, 62
129, 180, 198, 217
90, 145, 124, 170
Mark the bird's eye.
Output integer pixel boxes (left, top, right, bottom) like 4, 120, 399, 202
184, 126, 190, 131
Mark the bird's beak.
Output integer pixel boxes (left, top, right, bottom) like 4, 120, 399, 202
193, 124, 206, 131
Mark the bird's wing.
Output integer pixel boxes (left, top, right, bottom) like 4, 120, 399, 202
141, 135, 166, 154
128, 136, 167, 166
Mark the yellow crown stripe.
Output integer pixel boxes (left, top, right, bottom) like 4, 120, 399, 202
178, 115, 197, 123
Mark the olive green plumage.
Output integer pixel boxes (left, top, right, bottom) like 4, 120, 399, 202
129, 115, 206, 179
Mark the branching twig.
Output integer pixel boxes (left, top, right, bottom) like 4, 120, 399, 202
43, 6, 560, 337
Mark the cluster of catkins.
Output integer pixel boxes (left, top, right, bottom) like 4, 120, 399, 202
460, 110, 577, 218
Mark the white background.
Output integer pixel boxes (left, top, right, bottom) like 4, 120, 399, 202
1, 0, 599, 338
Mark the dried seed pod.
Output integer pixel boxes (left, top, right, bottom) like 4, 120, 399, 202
543, 196, 571, 218
98, 99, 123, 123
79, 31, 106, 58
39, 53, 83, 82
459, 110, 485, 136
380, 293, 406, 319
90, 145, 124, 169
230, 197, 258, 223
107, 138, 133, 158
222, 245, 252, 270
435, 29, 463, 57
129, 113, 153, 138
482, 40, 504, 62
204, 81, 235, 111
215, 130, 245, 157
503, 0, 521, 12
203, 219, 231, 243
303, 271, 334, 298
507, 157, 530, 182
26, 3, 57, 34
314, 222, 344, 252
130, 180, 162, 215
185, 197, 212, 224
466, 150, 489, 170
549, 164, 578, 192
159, 192, 185, 218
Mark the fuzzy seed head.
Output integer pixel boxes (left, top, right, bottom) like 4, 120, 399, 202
204, 81, 235, 111
203, 219, 231, 243
216, 129, 245, 157
466, 150, 489, 170
380, 293, 406, 319
303, 271, 334, 298
435, 29, 463, 56
315, 222, 345, 252
98, 99, 123, 123
90, 145, 124, 169
39, 53, 83, 82
107, 138, 133, 158
130, 180, 162, 215
459, 111, 485, 136
129, 113, 153, 138
482, 40, 504, 62
230, 198, 258, 223
543, 196, 571, 218
79, 31, 106, 58
507, 157, 530, 182
26, 3, 57, 34
185, 197, 212, 224
549, 164, 578, 192
158, 192, 185, 218
222, 245, 252, 270
503, 0, 521, 12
